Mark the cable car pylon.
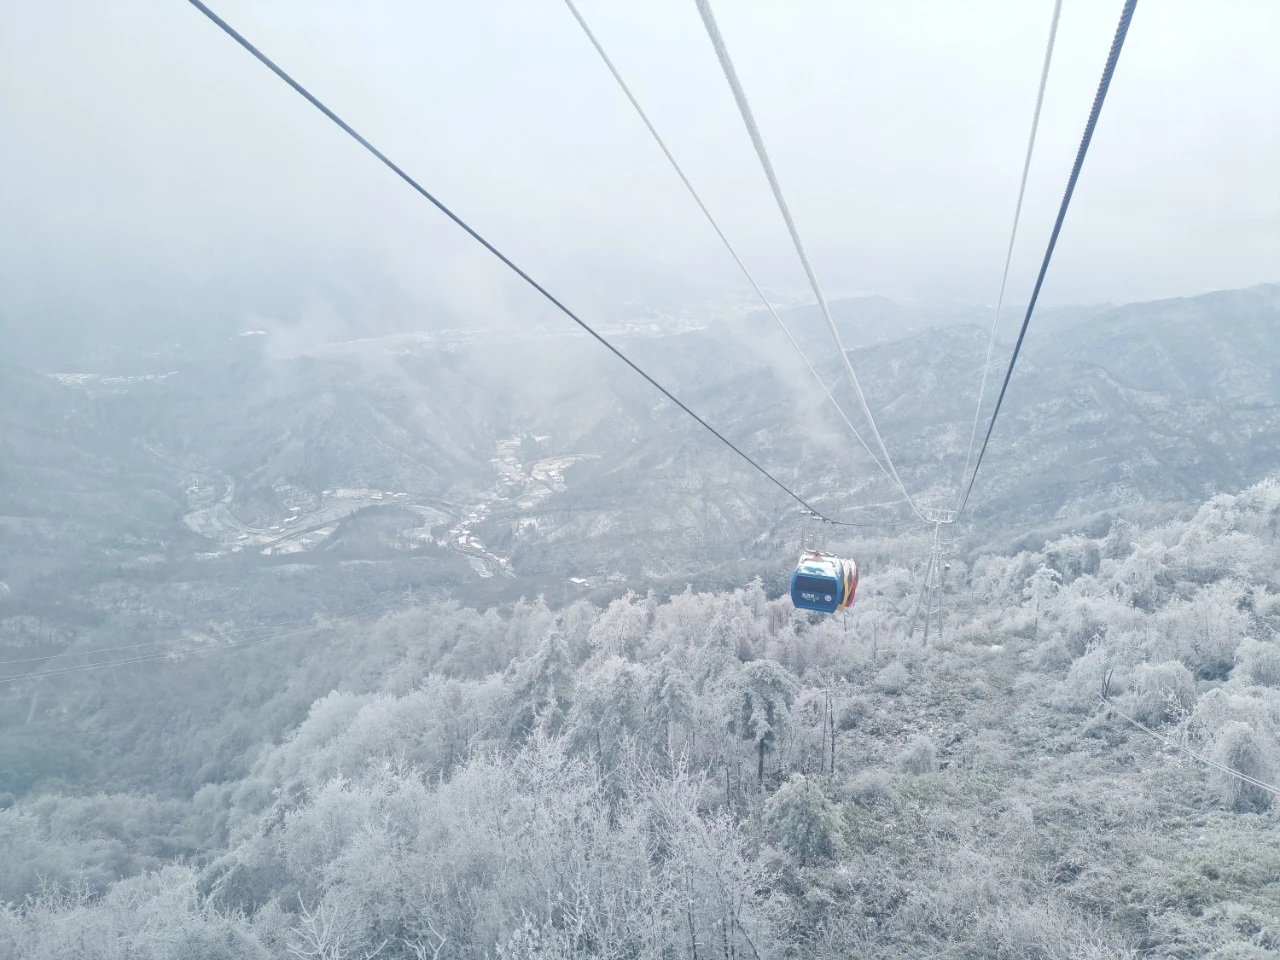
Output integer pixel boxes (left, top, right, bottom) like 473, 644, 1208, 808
909, 520, 953, 645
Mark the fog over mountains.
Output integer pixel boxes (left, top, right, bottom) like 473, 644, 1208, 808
4, 282, 1280, 959
2, 283, 1277, 644
4, 0, 1278, 948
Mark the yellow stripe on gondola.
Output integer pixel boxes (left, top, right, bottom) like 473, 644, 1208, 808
837, 560, 857, 611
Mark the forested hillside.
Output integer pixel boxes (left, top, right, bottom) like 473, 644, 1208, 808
3, 285, 1278, 692
4, 480, 1278, 959
5, 0, 1277, 948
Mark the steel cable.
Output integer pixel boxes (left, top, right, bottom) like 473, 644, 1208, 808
693, 0, 927, 523
956, 0, 1063, 513
958, 0, 1139, 519
184, 0, 889, 528
562, 0, 897, 493
1107, 699, 1280, 799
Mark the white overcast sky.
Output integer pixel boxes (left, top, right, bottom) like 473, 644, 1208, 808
2, 0, 1277, 341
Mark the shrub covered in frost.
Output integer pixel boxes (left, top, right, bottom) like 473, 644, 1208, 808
1234, 639, 1280, 688
763, 775, 843, 865
836, 696, 870, 731
848, 769, 895, 808
896, 735, 937, 775
874, 661, 910, 695
1130, 660, 1196, 724
1249, 649, 1280, 687
1210, 721, 1275, 812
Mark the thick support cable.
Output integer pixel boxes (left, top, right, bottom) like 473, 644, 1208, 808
184, 0, 885, 527
693, 0, 927, 522
956, 0, 1063, 513
1106, 699, 1280, 799
562, 0, 896, 491
958, 0, 1139, 519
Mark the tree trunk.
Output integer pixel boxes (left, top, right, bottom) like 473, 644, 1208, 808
757, 739, 765, 784
820, 693, 829, 774
830, 706, 837, 776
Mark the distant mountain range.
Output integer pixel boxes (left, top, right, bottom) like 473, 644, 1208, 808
1, 283, 1276, 661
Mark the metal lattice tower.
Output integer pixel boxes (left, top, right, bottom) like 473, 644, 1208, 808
909, 520, 954, 645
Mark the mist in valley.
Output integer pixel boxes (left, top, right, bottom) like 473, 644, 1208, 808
3, 0, 1280, 958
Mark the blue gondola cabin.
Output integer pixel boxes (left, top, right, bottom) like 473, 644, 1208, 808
790, 552, 858, 613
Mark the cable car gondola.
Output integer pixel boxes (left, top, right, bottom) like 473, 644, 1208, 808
789, 552, 858, 614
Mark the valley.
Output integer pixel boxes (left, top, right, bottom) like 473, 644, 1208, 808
1, 285, 1277, 671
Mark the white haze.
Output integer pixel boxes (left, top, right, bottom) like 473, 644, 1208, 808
0, 0, 1276, 347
